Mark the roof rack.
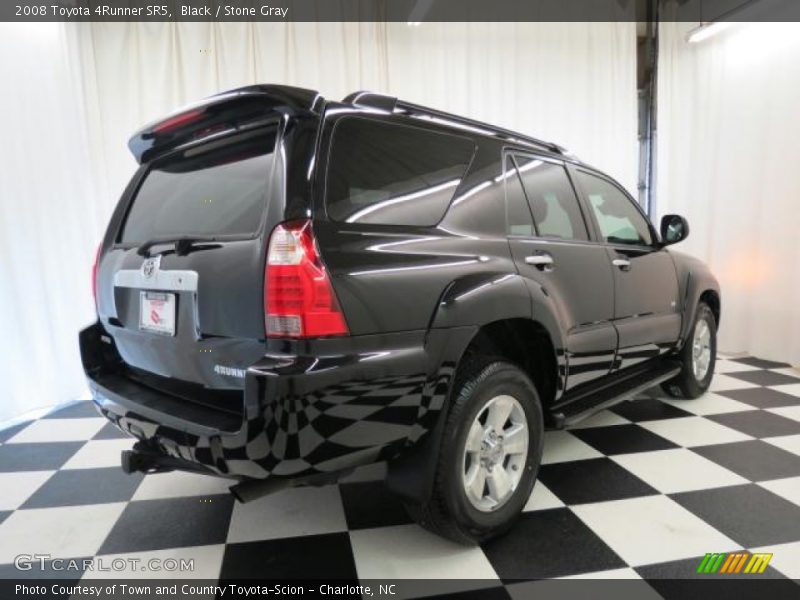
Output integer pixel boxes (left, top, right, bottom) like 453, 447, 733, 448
342, 91, 565, 155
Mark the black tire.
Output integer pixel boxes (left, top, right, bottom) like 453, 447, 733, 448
661, 302, 717, 399
405, 359, 544, 545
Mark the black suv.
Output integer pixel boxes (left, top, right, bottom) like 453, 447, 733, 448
80, 84, 720, 544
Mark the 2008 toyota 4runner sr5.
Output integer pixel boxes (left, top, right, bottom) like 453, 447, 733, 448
80, 85, 720, 544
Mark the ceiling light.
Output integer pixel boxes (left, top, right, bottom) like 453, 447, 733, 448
686, 21, 734, 43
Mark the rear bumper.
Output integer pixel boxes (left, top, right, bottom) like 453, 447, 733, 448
80, 321, 463, 480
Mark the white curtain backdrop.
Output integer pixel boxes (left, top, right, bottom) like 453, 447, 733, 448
657, 22, 800, 366
0, 24, 101, 424
0, 22, 637, 421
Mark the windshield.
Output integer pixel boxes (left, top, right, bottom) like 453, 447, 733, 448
119, 127, 278, 244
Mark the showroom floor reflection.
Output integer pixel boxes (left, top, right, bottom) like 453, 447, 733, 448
0, 355, 799, 591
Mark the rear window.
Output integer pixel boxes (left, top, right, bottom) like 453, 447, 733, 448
119, 128, 277, 244
325, 117, 475, 226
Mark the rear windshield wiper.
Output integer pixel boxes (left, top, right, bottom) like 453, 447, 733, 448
136, 236, 220, 257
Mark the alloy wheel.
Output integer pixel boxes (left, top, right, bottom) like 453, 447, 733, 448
462, 394, 529, 512
692, 318, 712, 381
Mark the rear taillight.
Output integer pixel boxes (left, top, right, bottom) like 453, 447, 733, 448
265, 220, 348, 338
91, 244, 101, 309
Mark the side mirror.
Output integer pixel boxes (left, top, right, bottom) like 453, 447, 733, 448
660, 214, 690, 245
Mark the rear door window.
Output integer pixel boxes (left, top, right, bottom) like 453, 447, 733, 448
119, 128, 277, 244
504, 156, 535, 237
325, 117, 475, 226
514, 156, 589, 242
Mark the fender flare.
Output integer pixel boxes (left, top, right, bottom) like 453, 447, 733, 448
386, 272, 565, 504
674, 261, 722, 348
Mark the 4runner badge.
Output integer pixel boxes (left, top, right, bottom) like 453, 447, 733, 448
214, 364, 246, 379
141, 255, 161, 279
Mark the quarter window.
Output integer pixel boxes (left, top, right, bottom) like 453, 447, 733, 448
514, 156, 589, 241
325, 117, 475, 226
576, 171, 653, 246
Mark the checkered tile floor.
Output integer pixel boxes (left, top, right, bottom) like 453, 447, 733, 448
1, 356, 799, 593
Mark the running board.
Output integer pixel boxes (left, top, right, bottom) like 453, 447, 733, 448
547, 359, 682, 429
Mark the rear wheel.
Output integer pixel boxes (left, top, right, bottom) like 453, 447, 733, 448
405, 360, 543, 545
661, 302, 717, 399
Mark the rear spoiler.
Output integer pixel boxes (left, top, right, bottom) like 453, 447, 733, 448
128, 84, 324, 164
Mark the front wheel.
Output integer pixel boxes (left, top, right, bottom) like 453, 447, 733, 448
662, 302, 717, 399
405, 360, 543, 545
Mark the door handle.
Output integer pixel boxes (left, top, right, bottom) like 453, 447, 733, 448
525, 253, 554, 270
612, 258, 631, 271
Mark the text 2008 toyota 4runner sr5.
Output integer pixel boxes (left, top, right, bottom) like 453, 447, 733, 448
80, 85, 720, 544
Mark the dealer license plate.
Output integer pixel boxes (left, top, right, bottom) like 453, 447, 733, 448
139, 291, 176, 336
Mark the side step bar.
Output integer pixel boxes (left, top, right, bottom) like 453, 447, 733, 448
547, 359, 682, 429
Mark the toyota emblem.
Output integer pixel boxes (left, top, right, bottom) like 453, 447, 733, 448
142, 257, 158, 278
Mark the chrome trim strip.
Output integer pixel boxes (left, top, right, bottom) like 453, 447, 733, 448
114, 269, 198, 292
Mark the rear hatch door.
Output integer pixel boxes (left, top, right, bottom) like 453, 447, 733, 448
98, 124, 283, 390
